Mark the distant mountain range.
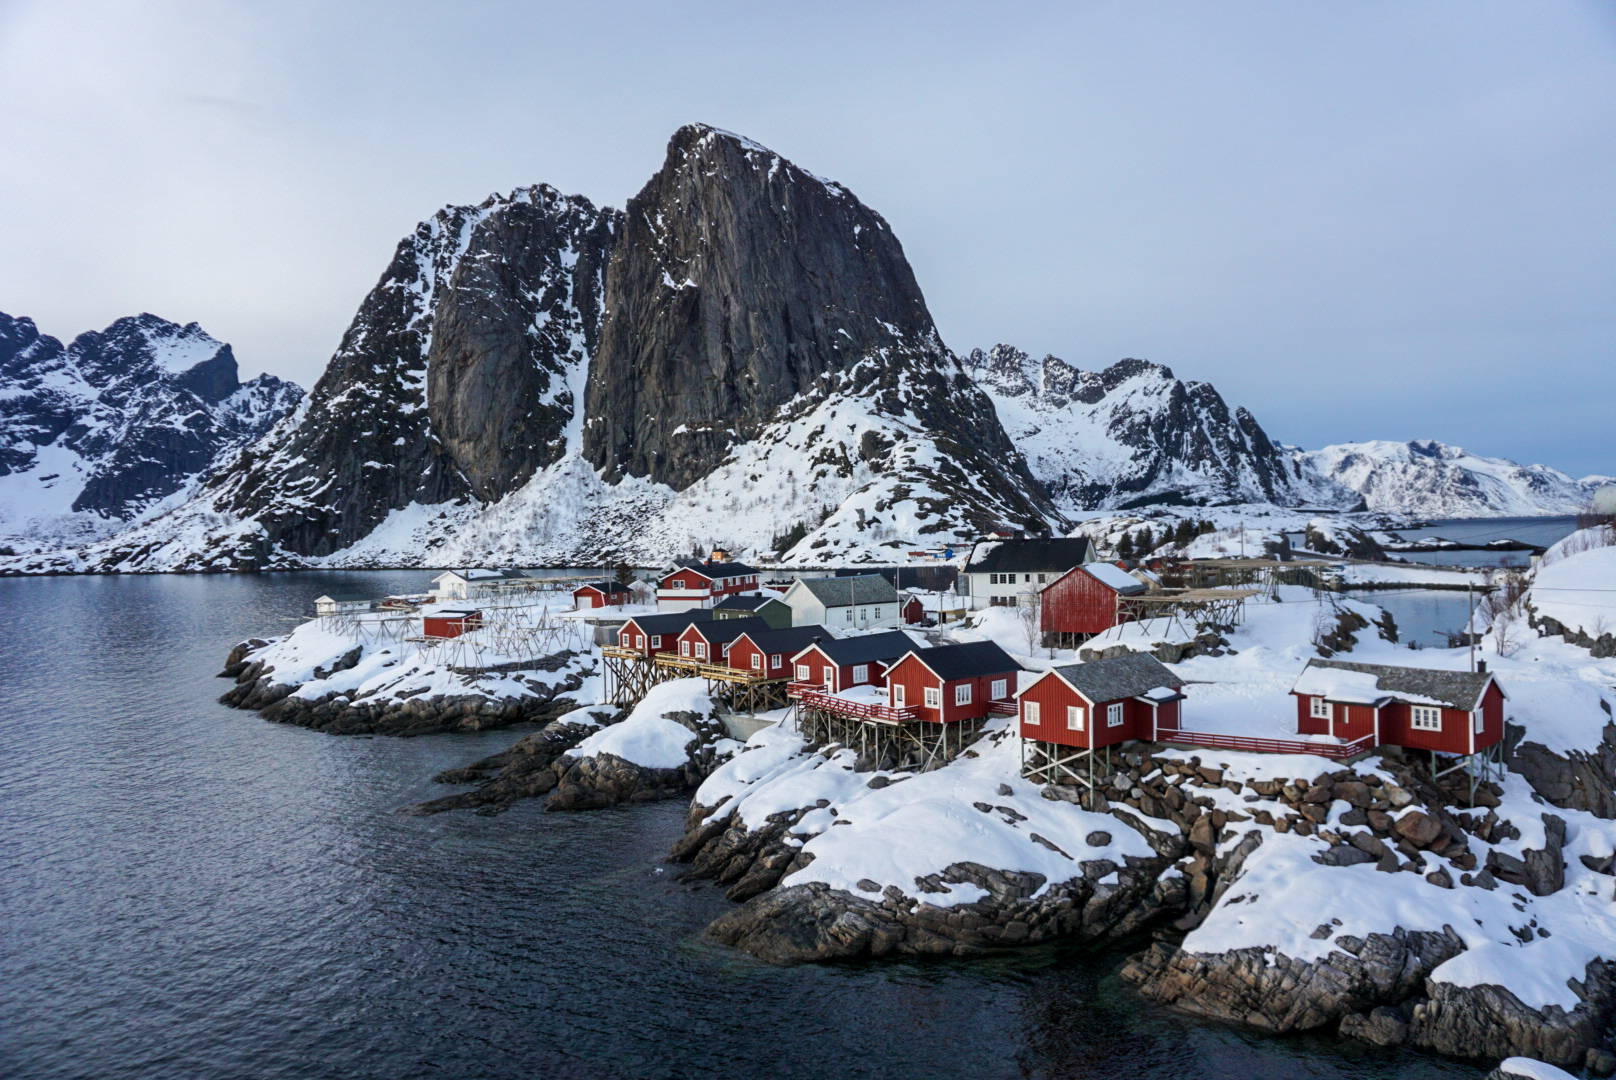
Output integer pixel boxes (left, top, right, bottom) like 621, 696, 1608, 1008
0, 312, 301, 550
0, 127, 1602, 573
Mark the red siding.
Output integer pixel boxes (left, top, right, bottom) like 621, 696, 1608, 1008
1017, 671, 1166, 748
886, 655, 1014, 724
791, 645, 854, 690
1291, 680, 1505, 754
727, 635, 793, 678
423, 612, 481, 638
616, 619, 678, 657
902, 598, 925, 625
659, 569, 714, 591
573, 586, 625, 610
1040, 566, 1133, 636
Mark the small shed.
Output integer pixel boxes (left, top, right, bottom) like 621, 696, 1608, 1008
1290, 659, 1505, 756
1016, 652, 1185, 749
901, 594, 926, 625
314, 593, 372, 617
574, 580, 631, 610
1039, 562, 1149, 645
884, 641, 1020, 724
423, 609, 483, 639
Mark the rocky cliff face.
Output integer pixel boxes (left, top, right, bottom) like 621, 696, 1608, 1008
966, 344, 1362, 512
0, 311, 300, 547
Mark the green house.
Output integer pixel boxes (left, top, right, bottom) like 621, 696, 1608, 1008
712, 594, 792, 629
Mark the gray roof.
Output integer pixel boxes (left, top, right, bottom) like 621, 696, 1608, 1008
315, 592, 371, 603
1298, 659, 1499, 711
795, 574, 899, 607
966, 537, 1096, 574
713, 594, 780, 612
1048, 652, 1183, 704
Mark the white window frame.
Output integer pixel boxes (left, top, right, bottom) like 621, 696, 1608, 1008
844, 608, 854, 622
621, 631, 633, 646
680, 640, 690, 657
1067, 705, 1085, 731
636, 635, 645, 649
924, 686, 942, 709
823, 666, 835, 687
873, 607, 882, 620
1310, 696, 1331, 720
1411, 706, 1442, 732
670, 578, 685, 589
1473, 709, 1484, 733
796, 664, 810, 681
721, 643, 731, 659
859, 608, 868, 622
990, 678, 1007, 699
695, 642, 707, 660
955, 683, 972, 706
750, 653, 762, 670
1023, 700, 1040, 725
770, 654, 781, 669
852, 664, 869, 684
1106, 703, 1124, 728
650, 635, 661, 649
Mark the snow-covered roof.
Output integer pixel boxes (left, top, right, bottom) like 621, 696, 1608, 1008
432, 568, 528, 582
314, 592, 371, 603
574, 580, 630, 594
1291, 659, 1500, 711
1079, 561, 1149, 595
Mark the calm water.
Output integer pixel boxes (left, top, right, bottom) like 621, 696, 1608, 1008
1340, 589, 1478, 649
0, 573, 1487, 1080
1380, 516, 1578, 568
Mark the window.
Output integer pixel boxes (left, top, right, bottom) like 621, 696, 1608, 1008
853, 664, 869, 684
1309, 697, 1331, 720
924, 687, 942, 709
823, 666, 835, 685
1067, 705, 1085, 730
670, 578, 685, 589
796, 664, 810, 681
1024, 701, 1040, 725
636, 635, 645, 649
1037, 574, 1046, 584
892, 684, 906, 707
680, 640, 690, 657
651, 635, 661, 649
873, 607, 882, 620
770, 654, 781, 669
621, 632, 632, 646
844, 608, 854, 622
750, 654, 762, 670
989, 573, 1000, 585
721, 643, 730, 658
991, 678, 1007, 699
695, 643, 707, 659
1106, 703, 1124, 727
1473, 709, 1484, 733
860, 608, 868, 621
955, 683, 972, 706
1411, 706, 1442, 731
1023, 573, 1031, 583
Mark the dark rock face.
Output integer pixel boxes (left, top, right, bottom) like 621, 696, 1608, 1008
546, 706, 730, 810
405, 708, 623, 815
0, 311, 300, 537
1506, 720, 1616, 819
205, 187, 621, 557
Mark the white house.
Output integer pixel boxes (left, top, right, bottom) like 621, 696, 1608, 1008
314, 593, 373, 617
960, 537, 1097, 610
780, 574, 901, 631
429, 568, 530, 602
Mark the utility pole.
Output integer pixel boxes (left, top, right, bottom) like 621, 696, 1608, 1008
1467, 581, 1475, 672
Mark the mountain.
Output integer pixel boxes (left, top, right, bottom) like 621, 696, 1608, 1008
1302, 440, 1611, 519
965, 344, 1361, 513
20, 126, 1055, 572
0, 312, 302, 548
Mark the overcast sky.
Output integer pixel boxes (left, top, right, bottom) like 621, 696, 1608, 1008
1, 1, 1611, 476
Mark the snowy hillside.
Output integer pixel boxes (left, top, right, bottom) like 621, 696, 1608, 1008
966, 345, 1360, 513
1303, 440, 1610, 519
0, 311, 302, 549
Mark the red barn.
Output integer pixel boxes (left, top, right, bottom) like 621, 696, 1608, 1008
1290, 659, 1506, 756
613, 610, 712, 657
790, 631, 917, 692
884, 641, 1020, 724
573, 580, 631, 609
1016, 652, 1185, 749
901, 595, 926, 625
726, 625, 826, 678
656, 559, 762, 611
1039, 562, 1149, 644
423, 609, 483, 639
672, 616, 771, 664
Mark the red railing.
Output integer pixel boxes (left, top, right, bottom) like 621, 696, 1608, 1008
1153, 727, 1376, 760
786, 681, 826, 698
797, 689, 918, 723
988, 701, 1018, 716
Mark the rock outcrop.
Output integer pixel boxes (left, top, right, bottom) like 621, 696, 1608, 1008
546, 703, 731, 811
1505, 718, 1616, 819
405, 707, 623, 815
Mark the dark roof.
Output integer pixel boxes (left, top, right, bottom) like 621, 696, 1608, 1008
1048, 653, 1183, 704
1298, 659, 1499, 711
440, 568, 529, 580
686, 616, 772, 645
315, 592, 371, 603
965, 537, 1096, 574
794, 574, 899, 607
663, 560, 758, 581
430, 609, 482, 618
576, 580, 631, 595
904, 641, 1021, 681
797, 630, 918, 666
621, 609, 714, 635
713, 594, 780, 612
734, 625, 827, 655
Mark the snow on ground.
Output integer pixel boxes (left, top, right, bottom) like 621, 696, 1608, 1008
567, 678, 712, 769
1528, 528, 1616, 641
1494, 1060, 1578, 1080
696, 720, 1155, 907
1336, 563, 1491, 587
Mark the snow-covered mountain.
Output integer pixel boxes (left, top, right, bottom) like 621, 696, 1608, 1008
0, 312, 302, 549
1302, 440, 1611, 519
966, 344, 1361, 513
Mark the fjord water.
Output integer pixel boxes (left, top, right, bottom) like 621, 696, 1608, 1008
0, 574, 1483, 1080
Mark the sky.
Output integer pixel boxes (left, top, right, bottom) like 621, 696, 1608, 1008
1, 1, 1612, 477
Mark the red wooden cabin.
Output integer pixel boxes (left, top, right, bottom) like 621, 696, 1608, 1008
614, 610, 712, 657
884, 641, 1020, 724
573, 580, 631, 609
1039, 562, 1149, 642
1290, 659, 1506, 756
656, 559, 762, 611
727, 626, 826, 678
423, 609, 483, 639
673, 616, 771, 663
1016, 652, 1184, 749
901, 596, 925, 624
790, 631, 917, 692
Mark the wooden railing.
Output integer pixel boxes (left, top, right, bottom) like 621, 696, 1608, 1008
987, 701, 1018, 716
797, 689, 918, 724
1153, 727, 1376, 760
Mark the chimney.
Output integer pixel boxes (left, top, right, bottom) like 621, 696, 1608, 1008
1476, 660, 1487, 674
